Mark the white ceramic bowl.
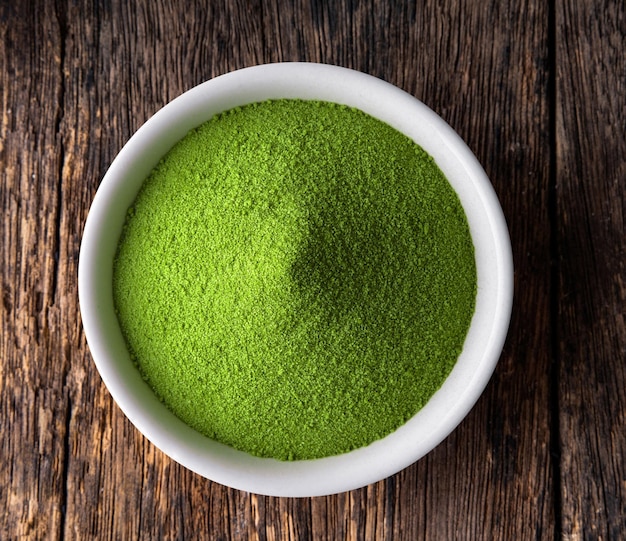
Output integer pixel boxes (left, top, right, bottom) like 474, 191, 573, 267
79, 62, 513, 497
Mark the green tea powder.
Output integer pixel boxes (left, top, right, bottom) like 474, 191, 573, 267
113, 99, 477, 460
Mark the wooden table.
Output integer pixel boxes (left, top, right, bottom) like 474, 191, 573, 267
2, 1, 624, 539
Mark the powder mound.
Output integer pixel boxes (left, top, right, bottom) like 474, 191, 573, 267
113, 99, 477, 460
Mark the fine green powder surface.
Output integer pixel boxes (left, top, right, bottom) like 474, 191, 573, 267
113, 99, 477, 460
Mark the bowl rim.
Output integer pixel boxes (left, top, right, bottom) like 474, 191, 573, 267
78, 62, 513, 497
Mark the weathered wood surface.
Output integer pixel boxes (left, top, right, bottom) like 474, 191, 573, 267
555, 1, 626, 539
0, 0, 623, 539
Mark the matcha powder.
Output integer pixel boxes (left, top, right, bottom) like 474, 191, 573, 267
113, 99, 477, 460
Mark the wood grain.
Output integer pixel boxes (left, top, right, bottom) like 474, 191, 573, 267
1, 2, 68, 538
1, 0, 623, 539
556, 0, 626, 539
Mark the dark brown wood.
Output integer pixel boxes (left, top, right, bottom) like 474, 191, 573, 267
1, 0, 623, 539
556, 0, 626, 539
0, 2, 69, 539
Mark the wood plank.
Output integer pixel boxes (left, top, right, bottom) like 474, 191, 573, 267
556, 0, 626, 538
0, 2, 70, 539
